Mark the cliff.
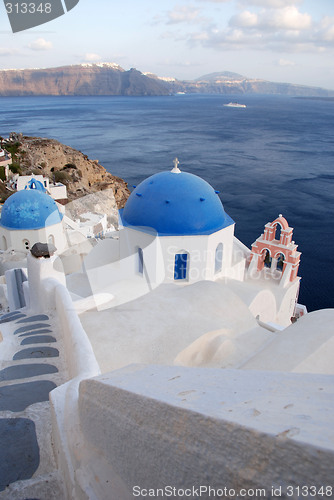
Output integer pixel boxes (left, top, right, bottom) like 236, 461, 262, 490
0, 64, 333, 97
148, 71, 334, 97
0, 64, 169, 96
8, 135, 130, 207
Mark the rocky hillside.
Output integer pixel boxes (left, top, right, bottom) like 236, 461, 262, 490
1, 64, 333, 97
150, 71, 334, 97
7, 134, 130, 207
0, 64, 169, 96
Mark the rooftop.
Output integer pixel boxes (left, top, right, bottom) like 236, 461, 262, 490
121, 162, 234, 236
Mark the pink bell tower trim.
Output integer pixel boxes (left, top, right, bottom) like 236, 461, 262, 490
250, 215, 301, 282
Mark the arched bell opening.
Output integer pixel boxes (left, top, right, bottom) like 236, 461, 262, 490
276, 252, 285, 272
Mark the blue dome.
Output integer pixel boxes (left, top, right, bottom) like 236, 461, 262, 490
25, 178, 46, 192
1, 189, 63, 230
121, 170, 234, 236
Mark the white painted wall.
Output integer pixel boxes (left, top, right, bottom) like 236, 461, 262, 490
27, 253, 66, 313
52, 280, 100, 379
119, 227, 161, 283
49, 183, 67, 200
78, 224, 239, 309
117, 224, 237, 286
76, 364, 334, 500
74, 220, 299, 326
276, 279, 300, 326
147, 225, 236, 284
11, 175, 67, 200
16, 175, 48, 191
0, 221, 67, 253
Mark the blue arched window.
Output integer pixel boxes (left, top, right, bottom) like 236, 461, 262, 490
174, 252, 188, 280
215, 243, 223, 274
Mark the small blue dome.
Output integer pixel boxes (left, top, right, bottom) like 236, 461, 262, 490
121, 170, 234, 236
1, 189, 63, 230
25, 178, 46, 192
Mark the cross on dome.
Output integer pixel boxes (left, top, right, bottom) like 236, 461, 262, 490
171, 157, 181, 174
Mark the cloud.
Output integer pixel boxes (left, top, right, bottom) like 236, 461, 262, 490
153, 5, 212, 27
0, 48, 19, 56
28, 38, 53, 51
278, 58, 296, 66
259, 6, 312, 31
230, 6, 311, 31
157, 58, 203, 68
165, 6, 203, 24
84, 53, 102, 62
184, 3, 334, 54
317, 16, 334, 43
156, 1, 334, 57
229, 11, 258, 28
238, 0, 302, 7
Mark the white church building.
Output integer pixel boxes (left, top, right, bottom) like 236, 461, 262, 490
0, 163, 304, 332
80, 160, 301, 329
119, 159, 237, 284
0, 178, 67, 254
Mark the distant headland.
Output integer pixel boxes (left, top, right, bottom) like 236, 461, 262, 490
0, 63, 333, 97
0, 133, 130, 206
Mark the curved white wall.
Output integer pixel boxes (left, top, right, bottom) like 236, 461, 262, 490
0, 221, 67, 253
77, 364, 334, 500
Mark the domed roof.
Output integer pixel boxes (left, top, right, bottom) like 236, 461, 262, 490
25, 178, 46, 192
0, 188, 63, 230
121, 167, 234, 236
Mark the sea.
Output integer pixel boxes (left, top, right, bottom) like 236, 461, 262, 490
0, 93, 333, 312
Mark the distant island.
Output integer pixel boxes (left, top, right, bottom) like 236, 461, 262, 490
0, 63, 333, 98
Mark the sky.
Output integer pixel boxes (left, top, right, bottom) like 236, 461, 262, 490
0, 0, 333, 89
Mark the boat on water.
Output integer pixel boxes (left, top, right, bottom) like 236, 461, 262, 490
224, 102, 246, 108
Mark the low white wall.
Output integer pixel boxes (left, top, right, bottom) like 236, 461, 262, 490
52, 279, 100, 379
28, 256, 99, 380
78, 364, 334, 500
39, 276, 101, 500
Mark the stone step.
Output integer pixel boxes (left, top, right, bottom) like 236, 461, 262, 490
0, 380, 57, 412
0, 471, 65, 499
0, 363, 58, 382
0, 417, 40, 493
0, 311, 67, 496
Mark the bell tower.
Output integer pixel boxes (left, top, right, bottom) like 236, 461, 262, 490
249, 215, 301, 285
